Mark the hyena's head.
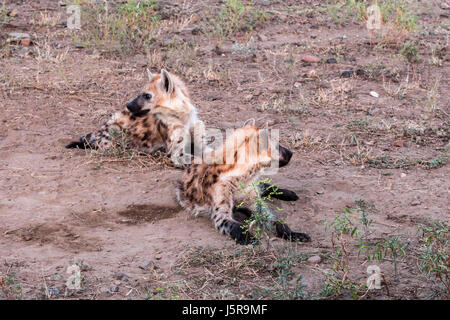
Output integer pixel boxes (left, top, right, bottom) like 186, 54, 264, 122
210, 125, 293, 171
126, 69, 190, 117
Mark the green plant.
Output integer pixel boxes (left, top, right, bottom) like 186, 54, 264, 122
417, 221, 449, 298
238, 178, 283, 246
0, 0, 8, 24
0, 272, 23, 300
400, 41, 420, 63
359, 235, 408, 278
207, 0, 267, 40
73, 0, 161, 55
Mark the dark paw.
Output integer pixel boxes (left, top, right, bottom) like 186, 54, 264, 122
274, 189, 299, 201
290, 232, 311, 243
232, 206, 253, 223
65, 140, 86, 149
260, 183, 299, 202
229, 222, 255, 245
274, 221, 311, 242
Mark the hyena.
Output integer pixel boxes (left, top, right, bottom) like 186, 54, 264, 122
66, 69, 205, 167
176, 125, 311, 245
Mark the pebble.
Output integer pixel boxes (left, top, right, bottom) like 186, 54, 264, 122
401, 173, 407, 178
113, 272, 129, 281
369, 91, 379, 98
307, 255, 322, 264
307, 69, 318, 78
48, 288, 60, 295
8, 32, 30, 39
139, 259, 155, 270
21, 38, 31, 46
316, 189, 324, 195
111, 285, 119, 293
7, 9, 18, 17
244, 94, 253, 101
301, 54, 321, 63
326, 57, 337, 64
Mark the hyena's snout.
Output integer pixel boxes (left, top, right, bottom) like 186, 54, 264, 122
126, 95, 143, 114
278, 145, 292, 168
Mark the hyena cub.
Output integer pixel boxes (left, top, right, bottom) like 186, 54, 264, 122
176, 125, 311, 245
66, 69, 205, 167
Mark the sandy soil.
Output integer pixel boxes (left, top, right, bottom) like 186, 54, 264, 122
0, 0, 448, 299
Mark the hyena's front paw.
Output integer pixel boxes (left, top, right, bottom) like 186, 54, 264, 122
259, 183, 299, 201
229, 222, 256, 245
66, 136, 87, 149
66, 134, 96, 150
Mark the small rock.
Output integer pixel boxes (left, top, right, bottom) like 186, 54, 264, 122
257, 34, 268, 42
8, 32, 30, 40
7, 9, 18, 17
74, 43, 84, 49
391, 140, 404, 147
411, 199, 421, 206
52, 273, 62, 281
48, 288, 60, 295
440, 3, 450, 10
326, 57, 337, 64
100, 287, 110, 294
307, 255, 321, 264
191, 27, 200, 35
401, 173, 407, 178
21, 38, 31, 46
301, 54, 321, 63
139, 260, 155, 270
340, 70, 354, 78
307, 69, 317, 78
316, 189, 324, 195
369, 91, 379, 98
244, 94, 253, 101
113, 272, 129, 281
310, 25, 319, 29
206, 94, 219, 101
111, 285, 119, 293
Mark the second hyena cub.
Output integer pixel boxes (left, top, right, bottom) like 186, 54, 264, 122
176, 125, 311, 245
66, 69, 205, 167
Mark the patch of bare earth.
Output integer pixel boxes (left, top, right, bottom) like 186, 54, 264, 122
0, 0, 448, 299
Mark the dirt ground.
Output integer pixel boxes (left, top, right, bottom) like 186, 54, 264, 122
0, 0, 448, 300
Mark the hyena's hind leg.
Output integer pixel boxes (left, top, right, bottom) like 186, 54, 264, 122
272, 220, 311, 242
212, 194, 256, 245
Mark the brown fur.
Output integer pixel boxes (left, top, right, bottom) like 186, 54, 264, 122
176, 125, 311, 244
66, 69, 205, 167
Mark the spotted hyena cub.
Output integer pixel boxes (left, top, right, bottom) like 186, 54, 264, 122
66, 69, 205, 167
176, 125, 311, 245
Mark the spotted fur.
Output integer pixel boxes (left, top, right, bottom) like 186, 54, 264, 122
66, 69, 205, 167
176, 125, 311, 245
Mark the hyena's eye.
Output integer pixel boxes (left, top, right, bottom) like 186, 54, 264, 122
143, 93, 152, 100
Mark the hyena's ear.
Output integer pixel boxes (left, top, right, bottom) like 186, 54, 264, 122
160, 69, 174, 94
243, 118, 255, 127
146, 68, 155, 81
